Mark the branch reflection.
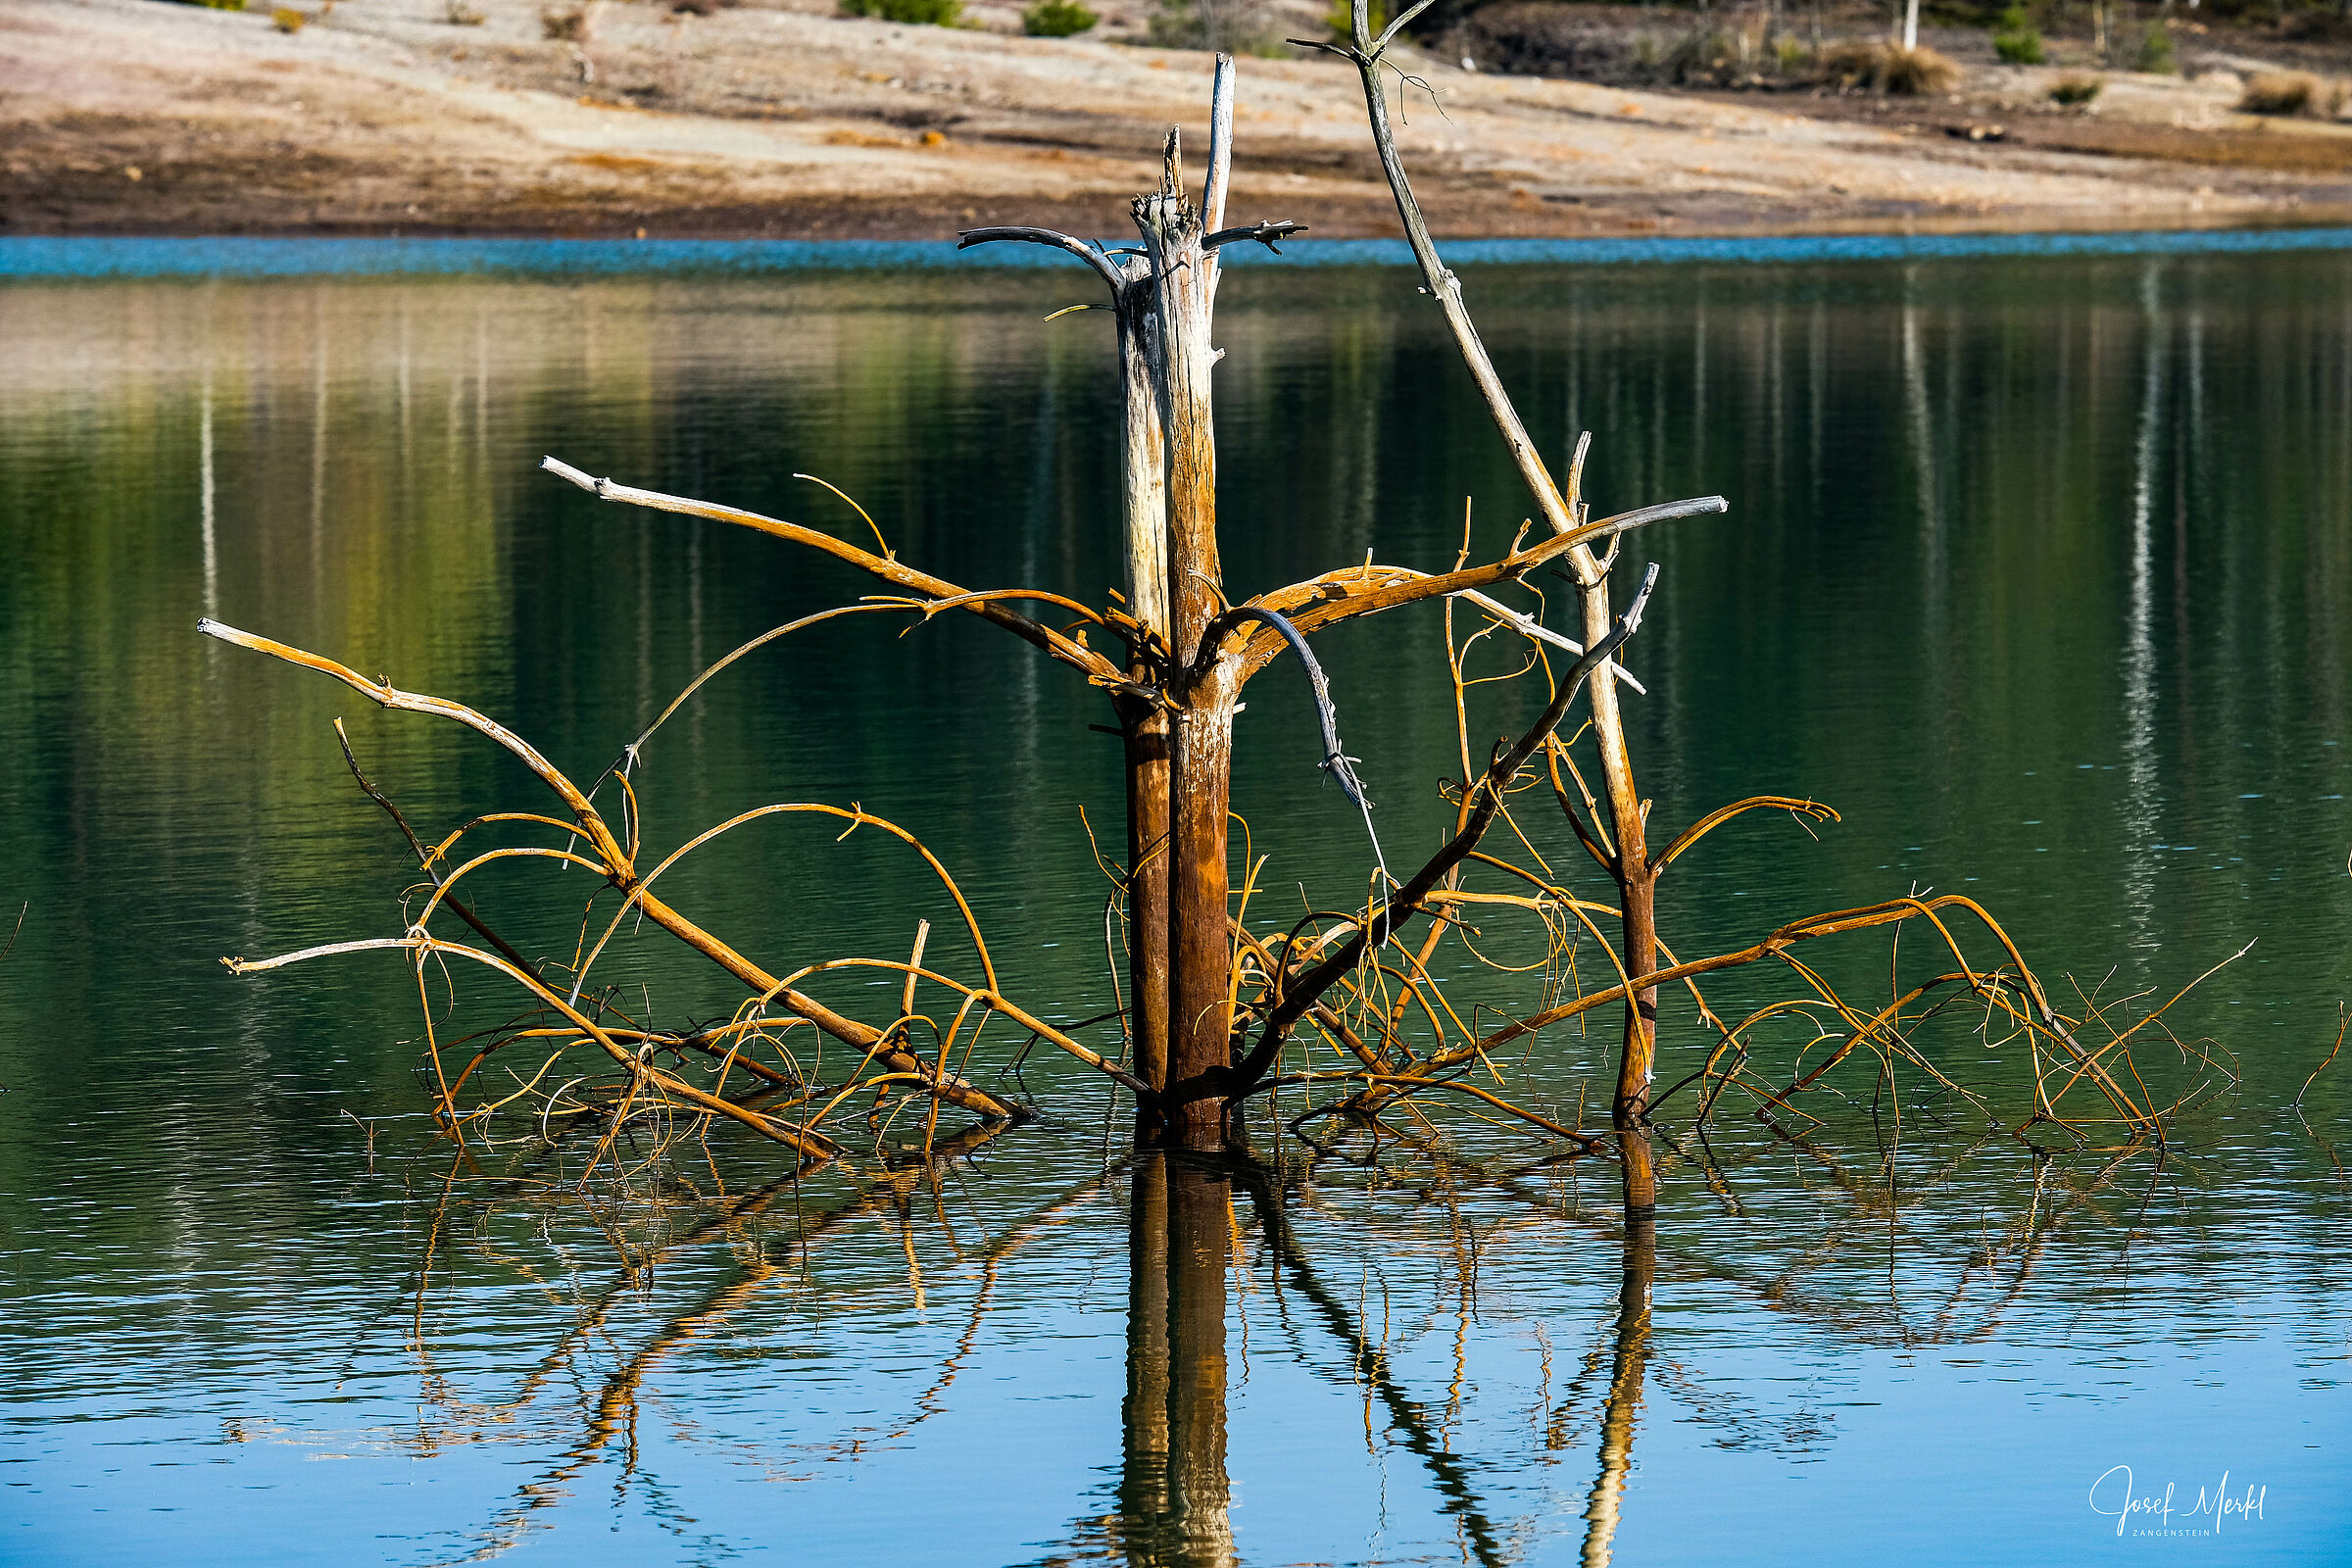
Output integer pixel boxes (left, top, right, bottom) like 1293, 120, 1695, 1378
1581, 1216, 1655, 1568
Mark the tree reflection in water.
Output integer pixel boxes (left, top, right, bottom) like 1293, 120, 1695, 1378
1580, 1219, 1655, 1568
1111, 1156, 1234, 1568
397, 1119, 2186, 1566
1093, 1153, 1655, 1568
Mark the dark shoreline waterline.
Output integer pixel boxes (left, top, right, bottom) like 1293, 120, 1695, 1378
8, 225, 2352, 280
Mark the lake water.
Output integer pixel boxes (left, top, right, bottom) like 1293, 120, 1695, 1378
1, 243, 2348, 1567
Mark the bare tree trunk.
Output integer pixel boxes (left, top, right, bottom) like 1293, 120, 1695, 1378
1900, 0, 1920, 49
1139, 133, 1236, 1151
1117, 266, 1174, 1113
1580, 581, 1659, 1219
1336, 15, 1664, 1212
957, 60, 1241, 1149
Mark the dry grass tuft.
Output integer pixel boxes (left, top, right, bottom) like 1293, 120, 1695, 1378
1820, 40, 1959, 96
2238, 72, 2347, 119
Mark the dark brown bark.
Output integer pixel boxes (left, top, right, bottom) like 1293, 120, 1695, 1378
1166, 683, 1237, 1147
1125, 702, 1174, 1108
1612, 854, 1659, 1217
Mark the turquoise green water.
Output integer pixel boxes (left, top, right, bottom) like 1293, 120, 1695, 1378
0, 248, 2347, 1565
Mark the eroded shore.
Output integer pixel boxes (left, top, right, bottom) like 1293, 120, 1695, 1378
7, 0, 2352, 240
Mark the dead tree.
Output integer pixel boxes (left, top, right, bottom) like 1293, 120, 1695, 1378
203, 55, 2231, 1210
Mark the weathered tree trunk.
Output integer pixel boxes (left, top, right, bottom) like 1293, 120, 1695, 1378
1117, 262, 1174, 1115
1138, 133, 1236, 1151
1340, 11, 1665, 1215
1580, 583, 1659, 1218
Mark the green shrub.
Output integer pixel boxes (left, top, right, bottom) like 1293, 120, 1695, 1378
1990, 6, 2041, 64
2134, 25, 2175, 74
842, 0, 963, 24
1992, 27, 2042, 64
1023, 0, 1097, 32
2049, 73, 2102, 104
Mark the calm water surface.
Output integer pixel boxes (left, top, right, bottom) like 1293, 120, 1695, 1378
1, 250, 2349, 1566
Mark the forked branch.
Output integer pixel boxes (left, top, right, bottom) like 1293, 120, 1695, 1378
1227, 564, 1659, 1100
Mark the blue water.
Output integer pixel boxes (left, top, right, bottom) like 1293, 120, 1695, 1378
5, 225, 2352, 280
2, 240, 2348, 1565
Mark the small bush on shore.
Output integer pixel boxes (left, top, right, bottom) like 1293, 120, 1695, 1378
1881, 42, 1957, 93
1991, 6, 2042, 64
1023, 0, 1097, 33
443, 0, 485, 23
842, 0, 962, 24
1663, 24, 1743, 84
2133, 24, 2175, 74
2049, 73, 2102, 105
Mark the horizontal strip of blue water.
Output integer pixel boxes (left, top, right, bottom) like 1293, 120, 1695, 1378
6, 227, 2351, 279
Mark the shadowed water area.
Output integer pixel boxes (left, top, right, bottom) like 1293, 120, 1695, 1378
1, 249, 2349, 1566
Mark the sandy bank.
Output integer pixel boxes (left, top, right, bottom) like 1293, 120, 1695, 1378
6, 0, 2351, 240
